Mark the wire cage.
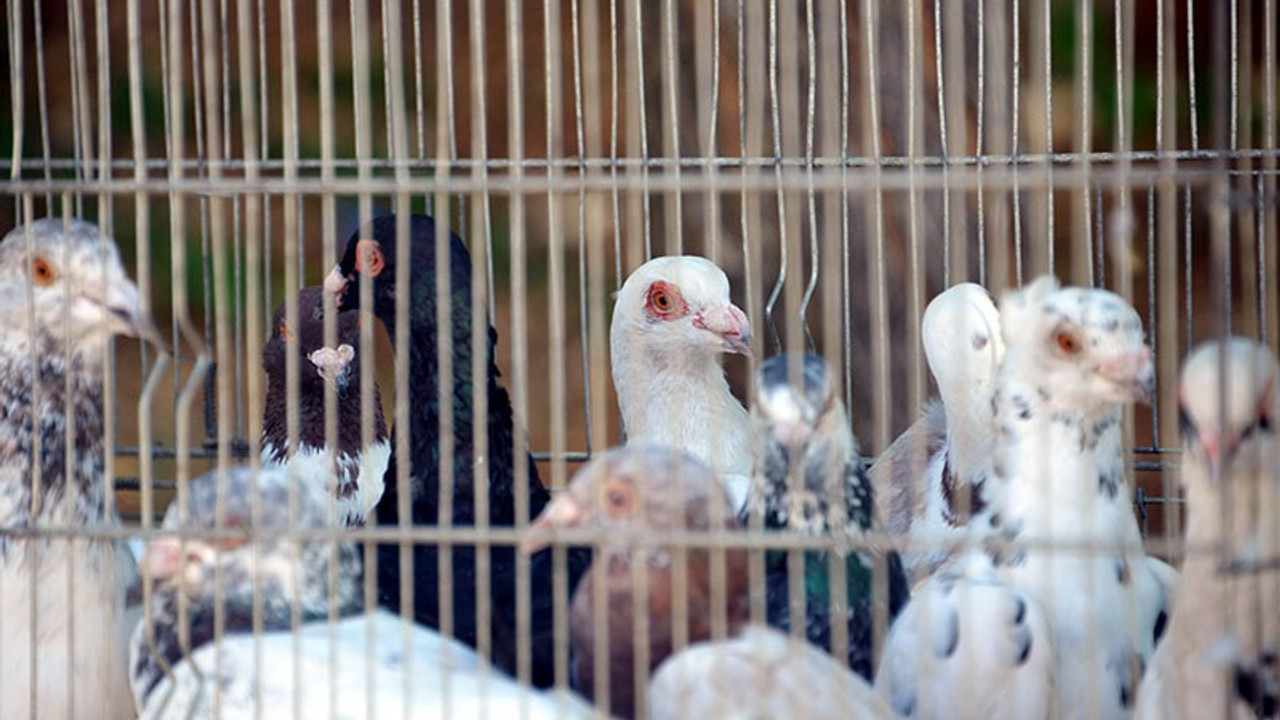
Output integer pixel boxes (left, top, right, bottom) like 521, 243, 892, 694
2, 0, 1278, 718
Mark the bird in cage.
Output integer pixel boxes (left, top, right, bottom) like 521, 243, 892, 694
128, 466, 603, 720
0, 218, 161, 720
610, 255, 754, 514
871, 282, 1005, 583
749, 353, 911, 681
1134, 338, 1280, 720
648, 625, 897, 720
323, 213, 592, 688
875, 549, 1054, 719
523, 446, 752, 720
877, 276, 1176, 720
261, 286, 389, 526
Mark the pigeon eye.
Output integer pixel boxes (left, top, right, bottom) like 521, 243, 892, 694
645, 281, 684, 319
354, 240, 386, 278
601, 481, 634, 516
1054, 330, 1081, 355
31, 257, 56, 286
279, 322, 293, 341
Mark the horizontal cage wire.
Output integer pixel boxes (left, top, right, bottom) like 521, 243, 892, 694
1, 1, 1279, 720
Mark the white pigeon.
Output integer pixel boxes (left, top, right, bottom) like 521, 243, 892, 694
129, 466, 604, 720
0, 218, 156, 720
871, 282, 1006, 581
1134, 338, 1280, 720
649, 625, 898, 720
981, 275, 1172, 720
611, 255, 754, 512
876, 552, 1055, 720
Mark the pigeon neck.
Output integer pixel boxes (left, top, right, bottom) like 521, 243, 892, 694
988, 366, 1138, 544
612, 335, 748, 460
0, 346, 110, 533
260, 369, 387, 471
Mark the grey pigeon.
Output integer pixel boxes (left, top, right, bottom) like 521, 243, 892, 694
129, 466, 604, 720
0, 218, 156, 720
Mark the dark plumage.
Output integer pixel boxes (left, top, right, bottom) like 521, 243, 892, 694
323, 213, 590, 687
0, 218, 157, 720
261, 286, 389, 526
523, 447, 752, 720
750, 353, 911, 681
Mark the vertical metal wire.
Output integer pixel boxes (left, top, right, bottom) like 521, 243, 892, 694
505, 0, 535, 691
1265, 0, 1280, 352
661, 0, 683, 254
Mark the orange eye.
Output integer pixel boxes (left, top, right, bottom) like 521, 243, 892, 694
645, 281, 684, 319
1055, 330, 1080, 355
279, 321, 293, 341
354, 239, 385, 278
31, 257, 56, 285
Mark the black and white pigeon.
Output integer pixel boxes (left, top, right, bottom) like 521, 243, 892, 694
261, 286, 389, 526
648, 625, 897, 720
522, 446, 752, 720
128, 466, 601, 720
1135, 338, 1280, 720
610, 256, 754, 513
882, 276, 1172, 720
750, 353, 911, 681
0, 218, 157, 720
870, 282, 1005, 581
323, 213, 591, 687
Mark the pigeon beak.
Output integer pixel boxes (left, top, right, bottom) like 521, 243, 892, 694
694, 303, 752, 356
143, 536, 187, 581
521, 494, 588, 554
310, 344, 356, 397
324, 266, 350, 307
1098, 346, 1156, 404
101, 281, 168, 352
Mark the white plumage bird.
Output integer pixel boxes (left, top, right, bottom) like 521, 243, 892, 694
872, 282, 1005, 581
0, 218, 156, 720
649, 626, 898, 720
983, 276, 1172, 720
877, 276, 1175, 720
611, 255, 754, 512
129, 467, 603, 720
1134, 338, 1280, 720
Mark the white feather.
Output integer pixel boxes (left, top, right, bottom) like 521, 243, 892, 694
134, 610, 601, 720
611, 256, 753, 512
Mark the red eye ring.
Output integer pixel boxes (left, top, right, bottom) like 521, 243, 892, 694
354, 240, 386, 278
1055, 330, 1080, 355
644, 281, 685, 319
31, 257, 56, 286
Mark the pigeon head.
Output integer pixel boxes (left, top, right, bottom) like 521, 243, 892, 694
0, 219, 159, 360
922, 282, 1005, 412
143, 467, 361, 625
264, 286, 364, 400
755, 353, 837, 449
323, 213, 474, 336
1178, 338, 1278, 486
999, 275, 1155, 410
522, 446, 739, 555
611, 255, 752, 359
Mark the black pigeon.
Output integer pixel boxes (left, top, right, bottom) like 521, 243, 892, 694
128, 467, 598, 719
323, 213, 591, 687
0, 218, 157, 720
261, 286, 389, 526
750, 353, 911, 681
